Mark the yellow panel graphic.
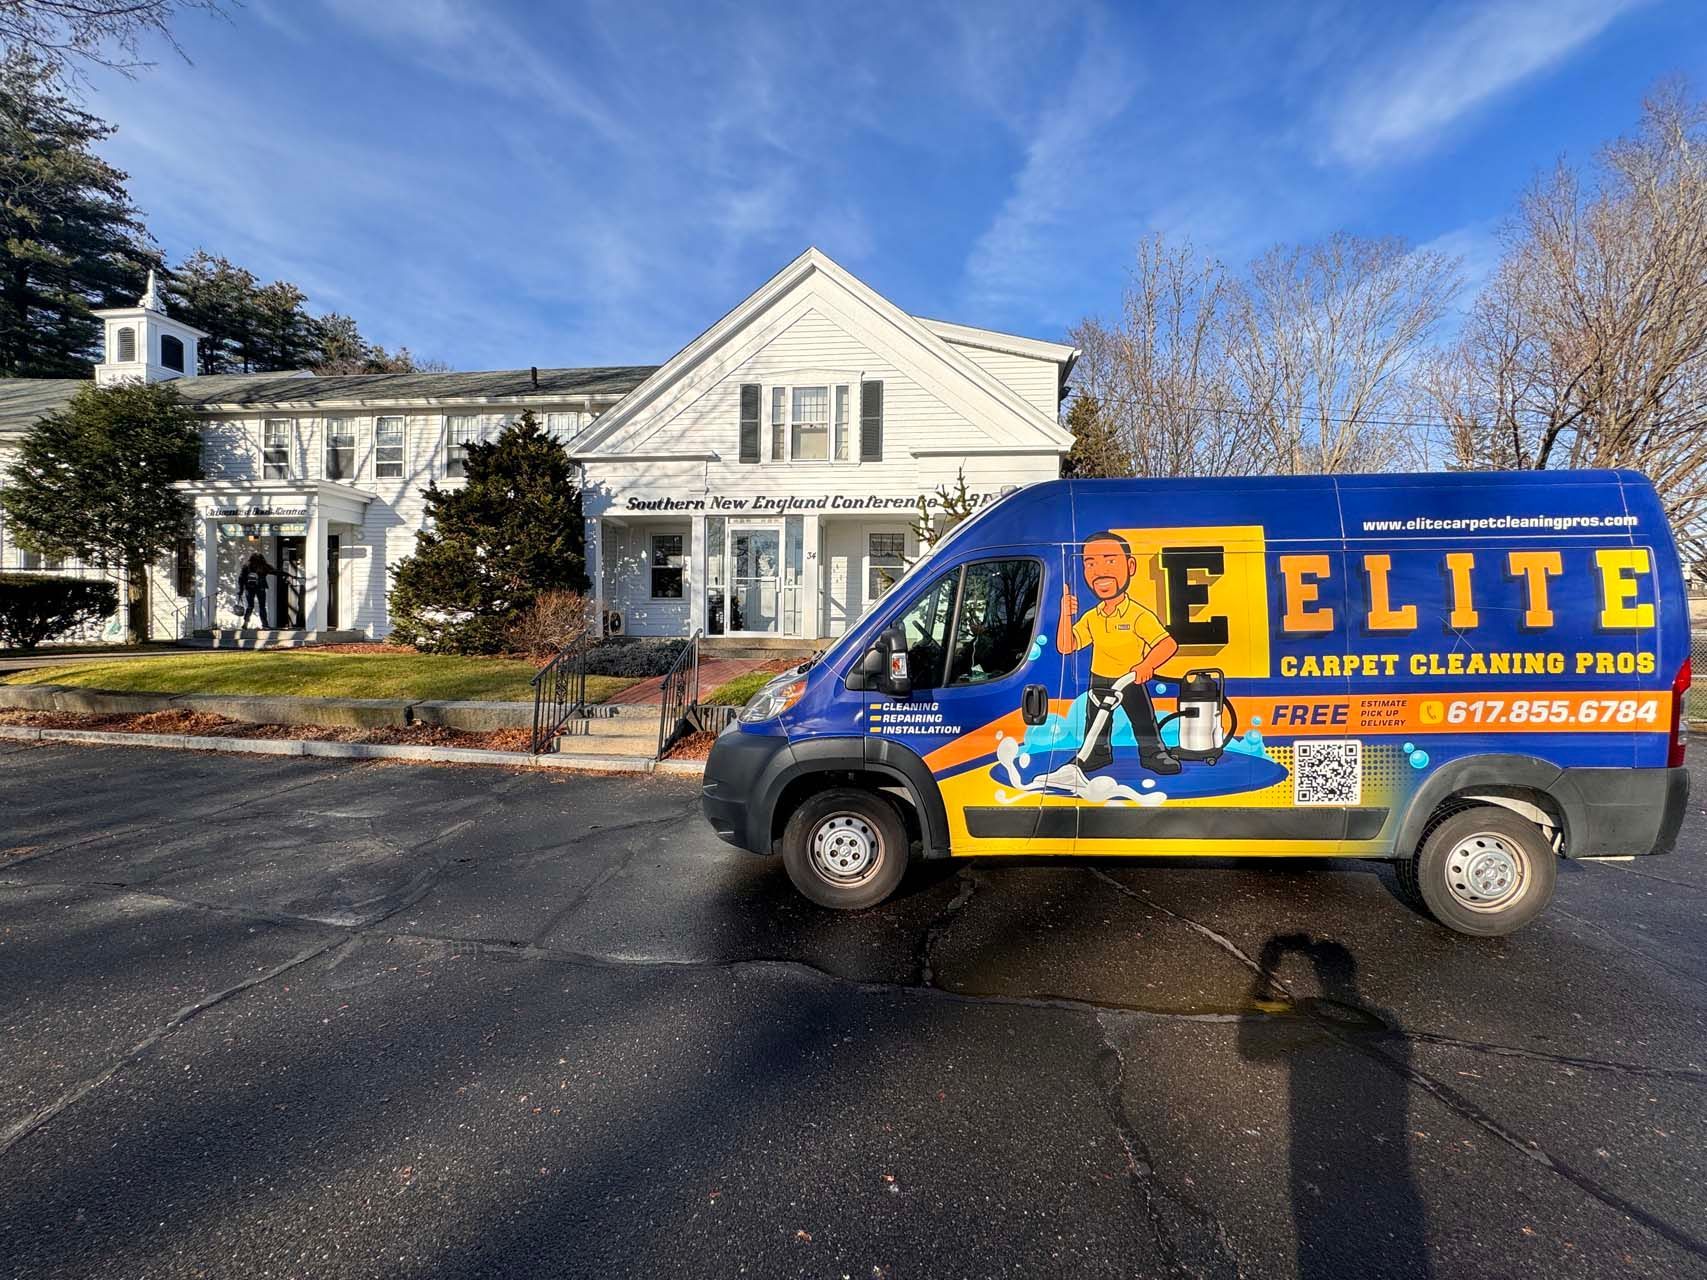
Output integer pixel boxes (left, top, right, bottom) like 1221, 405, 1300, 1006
1097, 524, 1270, 679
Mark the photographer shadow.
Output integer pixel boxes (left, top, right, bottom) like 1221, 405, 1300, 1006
1238, 934, 1432, 1279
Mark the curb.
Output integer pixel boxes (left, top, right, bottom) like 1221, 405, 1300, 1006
0, 725, 705, 777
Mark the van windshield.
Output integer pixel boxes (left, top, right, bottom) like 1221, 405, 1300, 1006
814, 492, 1016, 667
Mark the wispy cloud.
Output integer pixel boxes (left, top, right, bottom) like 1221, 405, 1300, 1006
962, 12, 1136, 316
1321, 0, 1644, 168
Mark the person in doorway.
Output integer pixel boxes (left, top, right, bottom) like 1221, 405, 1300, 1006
1056, 530, 1181, 777
237, 552, 278, 629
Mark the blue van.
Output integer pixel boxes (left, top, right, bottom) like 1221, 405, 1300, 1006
701, 471, 1690, 936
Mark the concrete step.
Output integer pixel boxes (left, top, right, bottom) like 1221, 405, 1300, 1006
186, 629, 367, 650
701, 638, 818, 661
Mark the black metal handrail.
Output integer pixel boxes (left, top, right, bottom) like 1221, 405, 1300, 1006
530, 638, 592, 755
656, 628, 703, 758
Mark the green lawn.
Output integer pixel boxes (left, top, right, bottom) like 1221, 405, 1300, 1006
704, 669, 778, 706
1, 651, 636, 704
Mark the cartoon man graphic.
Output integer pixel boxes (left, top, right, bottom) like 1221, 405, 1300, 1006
1055, 531, 1182, 779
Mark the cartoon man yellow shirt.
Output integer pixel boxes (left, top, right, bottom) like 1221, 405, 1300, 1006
1071, 595, 1170, 678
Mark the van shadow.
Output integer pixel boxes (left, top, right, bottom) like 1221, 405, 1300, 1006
1238, 933, 1432, 1280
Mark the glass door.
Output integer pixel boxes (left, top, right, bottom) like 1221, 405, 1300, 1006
729, 526, 781, 634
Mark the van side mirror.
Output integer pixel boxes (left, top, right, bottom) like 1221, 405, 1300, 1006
876, 626, 912, 698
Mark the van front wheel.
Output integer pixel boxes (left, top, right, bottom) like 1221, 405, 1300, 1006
1405, 806, 1557, 937
782, 788, 910, 910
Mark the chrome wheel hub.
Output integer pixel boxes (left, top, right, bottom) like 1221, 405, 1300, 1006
1444, 833, 1526, 912
811, 813, 881, 885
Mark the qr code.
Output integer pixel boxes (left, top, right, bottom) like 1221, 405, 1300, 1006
1294, 739, 1362, 806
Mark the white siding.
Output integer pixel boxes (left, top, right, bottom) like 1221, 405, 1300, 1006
601, 519, 690, 636
944, 344, 1060, 419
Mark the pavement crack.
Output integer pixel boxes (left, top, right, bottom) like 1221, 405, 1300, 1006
521, 806, 695, 946
1095, 1011, 1244, 1279
1402, 1031, 1707, 1083
1323, 1020, 1707, 1263
1090, 868, 1288, 997
0, 934, 351, 1160
914, 867, 980, 987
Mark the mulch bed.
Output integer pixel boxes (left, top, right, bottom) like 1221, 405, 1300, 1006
665, 730, 718, 760
0, 708, 533, 753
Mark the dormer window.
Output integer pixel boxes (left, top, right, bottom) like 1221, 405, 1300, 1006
160, 334, 185, 372
116, 327, 136, 362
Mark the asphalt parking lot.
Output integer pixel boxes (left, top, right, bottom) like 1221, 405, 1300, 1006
2, 741, 1705, 1279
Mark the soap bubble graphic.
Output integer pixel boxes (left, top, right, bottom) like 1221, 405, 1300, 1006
1141, 778, 1156, 789
1244, 730, 1263, 746
1153, 682, 1166, 694
1408, 749, 1430, 769
1402, 741, 1414, 753
1027, 636, 1046, 661
1250, 715, 1262, 727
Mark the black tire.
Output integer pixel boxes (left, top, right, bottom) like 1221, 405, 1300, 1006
781, 787, 910, 910
1405, 805, 1557, 937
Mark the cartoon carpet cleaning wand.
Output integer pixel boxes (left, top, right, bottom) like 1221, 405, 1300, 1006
1158, 668, 1241, 766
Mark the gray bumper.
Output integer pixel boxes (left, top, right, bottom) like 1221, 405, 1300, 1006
1552, 766, 1690, 857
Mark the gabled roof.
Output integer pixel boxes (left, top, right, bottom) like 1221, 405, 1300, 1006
0, 379, 83, 437
178, 366, 656, 408
0, 366, 658, 437
571, 247, 1075, 459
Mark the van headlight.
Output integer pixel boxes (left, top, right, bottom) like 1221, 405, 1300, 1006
739, 677, 807, 724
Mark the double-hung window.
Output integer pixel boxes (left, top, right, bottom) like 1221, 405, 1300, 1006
324, 418, 356, 480
769, 388, 786, 461
868, 532, 906, 601
791, 387, 829, 461
375, 416, 405, 478
447, 415, 479, 477
834, 385, 851, 461
262, 420, 291, 479
651, 534, 685, 599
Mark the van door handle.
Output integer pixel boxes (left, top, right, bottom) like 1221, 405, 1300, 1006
1022, 684, 1049, 725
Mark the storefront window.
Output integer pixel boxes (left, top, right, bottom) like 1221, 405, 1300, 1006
651, 533, 685, 599
705, 517, 726, 634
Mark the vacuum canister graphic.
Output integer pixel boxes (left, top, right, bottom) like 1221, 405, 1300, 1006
1159, 668, 1240, 764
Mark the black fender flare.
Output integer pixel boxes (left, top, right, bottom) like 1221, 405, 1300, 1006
749, 735, 952, 859
1390, 753, 1563, 859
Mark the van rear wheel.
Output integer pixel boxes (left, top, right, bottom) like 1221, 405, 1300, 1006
782, 788, 909, 910
1405, 806, 1557, 937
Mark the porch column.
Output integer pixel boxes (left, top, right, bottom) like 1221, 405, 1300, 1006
688, 513, 708, 635
587, 514, 604, 633
304, 499, 326, 631
801, 515, 823, 640
200, 515, 219, 631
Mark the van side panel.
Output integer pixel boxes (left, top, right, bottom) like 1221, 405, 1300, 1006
888, 471, 1680, 859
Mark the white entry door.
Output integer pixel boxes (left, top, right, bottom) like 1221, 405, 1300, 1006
729, 526, 781, 634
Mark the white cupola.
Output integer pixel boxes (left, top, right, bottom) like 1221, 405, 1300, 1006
91, 270, 208, 385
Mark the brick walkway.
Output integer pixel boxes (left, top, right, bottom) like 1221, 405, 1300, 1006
603, 657, 773, 706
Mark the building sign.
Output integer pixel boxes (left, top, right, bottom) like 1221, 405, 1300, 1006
213, 504, 308, 519
623, 490, 1010, 514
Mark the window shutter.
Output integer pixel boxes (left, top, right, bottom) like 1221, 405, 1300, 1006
739, 384, 761, 464
860, 379, 883, 462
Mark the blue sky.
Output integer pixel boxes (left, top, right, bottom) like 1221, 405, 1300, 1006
86, 0, 1707, 372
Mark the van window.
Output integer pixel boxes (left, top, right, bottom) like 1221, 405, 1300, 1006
947, 559, 1041, 685
894, 569, 958, 690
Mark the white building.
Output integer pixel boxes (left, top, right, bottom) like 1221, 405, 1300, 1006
0, 250, 1075, 645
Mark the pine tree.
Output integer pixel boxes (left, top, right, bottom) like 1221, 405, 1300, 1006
387, 411, 588, 653
0, 55, 154, 377
0, 380, 202, 641
1062, 391, 1131, 478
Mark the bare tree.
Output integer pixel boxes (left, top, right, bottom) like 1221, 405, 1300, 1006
1430, 82, 1707, 557
1230, 232, 1461, 474
0, 0, 227, 81
1068, 234, 1252, 477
